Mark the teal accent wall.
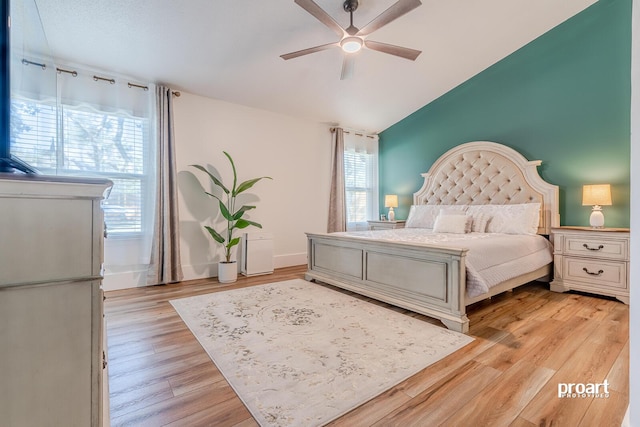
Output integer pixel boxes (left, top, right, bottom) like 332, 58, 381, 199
379, 0, 631, 228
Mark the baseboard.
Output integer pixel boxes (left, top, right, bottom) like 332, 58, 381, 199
180, 262, 218, 282
103, 269, 149, 291
274, 253, 307, 269
103, 253, 308, 291
621, 405, 630, 427
182, 254, 306, 282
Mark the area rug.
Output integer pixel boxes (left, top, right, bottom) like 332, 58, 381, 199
170, 279, 473, 426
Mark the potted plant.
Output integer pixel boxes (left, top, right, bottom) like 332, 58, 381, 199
192, 152, 271, 283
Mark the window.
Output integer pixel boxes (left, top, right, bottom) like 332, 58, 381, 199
343, 132, 379, 231
10, 97, 152, 235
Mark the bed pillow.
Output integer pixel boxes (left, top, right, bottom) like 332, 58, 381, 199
433, 214, 469, 234
439, 207, 472, 232
405, 205, 442, 228
467, 203, 540, 235
405, 205, 469, 229
469, 212, 490, 233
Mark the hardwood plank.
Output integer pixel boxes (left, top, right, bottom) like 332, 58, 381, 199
509, 417, 536, 427
579, 390, 628, 427
525, 315, 598, 370
109, 380, 174, 419
471, 318, 551, 371
167, 361, 226, 396
439, 359, 555, 426
326, 388, 412, 427
371, 361, 501, 426
399, 326, 508, 397
109, 383, 242, 427
607, 341, 630, 394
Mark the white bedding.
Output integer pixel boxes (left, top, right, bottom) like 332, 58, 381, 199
335, 228, 553, 298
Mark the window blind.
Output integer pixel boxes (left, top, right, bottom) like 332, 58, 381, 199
343, 132, 379, 231
10, 97, 151, 235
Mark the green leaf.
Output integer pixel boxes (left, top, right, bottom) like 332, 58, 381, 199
227, 237, 241, 249
191, 164, 229, 195
219, 200, 234, 221
235, 219, 262, 229
223, 152, 238, 196
235, 176, 273, 196
232, 205, 256, 220
204, 226, 225, 244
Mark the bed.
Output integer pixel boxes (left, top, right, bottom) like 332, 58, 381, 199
305, 141, 560, 333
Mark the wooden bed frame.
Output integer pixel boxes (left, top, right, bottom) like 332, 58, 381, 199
305, 141, 560, 333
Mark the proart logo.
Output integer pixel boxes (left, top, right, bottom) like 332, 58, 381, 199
558, 380, 610, 399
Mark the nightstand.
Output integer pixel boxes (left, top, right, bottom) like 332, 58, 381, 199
550, 226, 629, 304
367, 220, 406, 230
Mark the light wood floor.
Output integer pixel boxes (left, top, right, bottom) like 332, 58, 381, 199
104, 265, 629, 426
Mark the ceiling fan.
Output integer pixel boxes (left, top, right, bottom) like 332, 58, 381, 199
281, 0, 423, 80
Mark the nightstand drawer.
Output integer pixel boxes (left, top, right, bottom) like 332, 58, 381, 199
562, 236, 628, 260
562, 258, 627, 290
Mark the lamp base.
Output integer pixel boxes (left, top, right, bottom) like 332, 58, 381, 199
589, 206, 605, 228
388, 207, 395, 221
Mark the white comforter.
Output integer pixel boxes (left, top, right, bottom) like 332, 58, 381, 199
335, 228, 553, 298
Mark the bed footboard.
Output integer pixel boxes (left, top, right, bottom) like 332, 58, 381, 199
305, 233, 470, 333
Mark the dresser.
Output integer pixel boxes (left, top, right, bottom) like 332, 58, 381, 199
367, 220, 406, 230
550, 226, 629, 304
0, 174, 112, 427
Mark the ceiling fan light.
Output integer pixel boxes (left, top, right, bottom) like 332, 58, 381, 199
340, 37, 363, 53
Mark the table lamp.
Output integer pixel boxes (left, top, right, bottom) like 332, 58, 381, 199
582, 184, 612, 228
384, 194, 398, 221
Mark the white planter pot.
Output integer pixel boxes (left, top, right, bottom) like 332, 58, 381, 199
218, 261, 238, 283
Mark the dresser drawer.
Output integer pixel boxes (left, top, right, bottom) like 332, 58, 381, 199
562, 236, 628, 260
562, 257, 627, 290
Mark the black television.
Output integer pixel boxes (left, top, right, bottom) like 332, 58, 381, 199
0, 0, 37, 174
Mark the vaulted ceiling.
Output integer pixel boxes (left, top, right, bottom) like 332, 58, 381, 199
33, 0, 596, 133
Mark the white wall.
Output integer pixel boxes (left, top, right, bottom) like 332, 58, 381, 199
173, 92, 331, 280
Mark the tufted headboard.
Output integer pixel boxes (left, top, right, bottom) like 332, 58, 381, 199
413, 141, 560, 235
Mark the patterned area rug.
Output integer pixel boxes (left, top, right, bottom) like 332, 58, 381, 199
170, 279, 473, 426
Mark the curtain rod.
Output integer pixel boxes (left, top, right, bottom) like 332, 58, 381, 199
32, 60, 178, 95
22, 58, 46, 69
330, 127, 377, 139
128, 82, 148, 91
57, 67, 77, 77
93, 75, 115, 84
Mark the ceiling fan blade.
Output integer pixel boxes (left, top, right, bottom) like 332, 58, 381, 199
356, 0, 422, 37
340, 55, 355, 80
364, 40, 421, 61
294, 0, 345, 38
280, 42, 338, 60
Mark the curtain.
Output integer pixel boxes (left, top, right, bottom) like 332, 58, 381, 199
147, 86, 184, 285
328, 127, 346, 232
11, 64, 158, 289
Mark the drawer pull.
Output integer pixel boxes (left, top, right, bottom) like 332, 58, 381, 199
583, 243, 604, 251
583, 267, 604, 276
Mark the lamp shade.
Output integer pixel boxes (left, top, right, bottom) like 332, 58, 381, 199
582, 184, 612, 206
384, 194, 398, 208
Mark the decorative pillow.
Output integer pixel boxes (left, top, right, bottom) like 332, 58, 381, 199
469, 212, 490, 233
433, 214, 469, 234
466, 203, 540, 235
439, 207, 471, 232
